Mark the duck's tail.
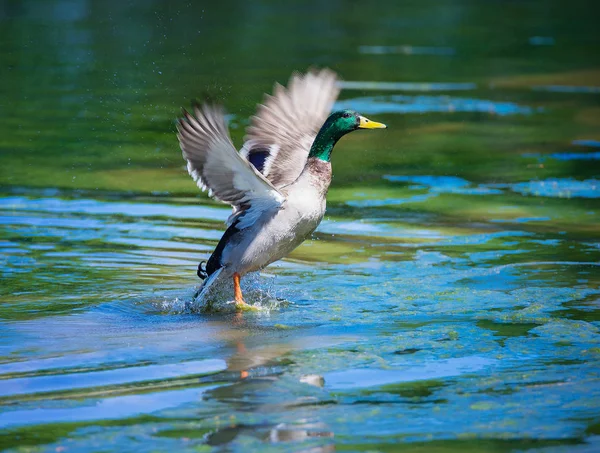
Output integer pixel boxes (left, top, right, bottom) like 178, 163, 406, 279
197, 261, 208, 280
193, 266, 225, 301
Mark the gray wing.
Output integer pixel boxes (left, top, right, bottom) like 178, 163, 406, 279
177, 104, 284, 229
242, 68, 340, 188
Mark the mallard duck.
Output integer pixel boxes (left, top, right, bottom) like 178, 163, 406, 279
177, 69, 386, 310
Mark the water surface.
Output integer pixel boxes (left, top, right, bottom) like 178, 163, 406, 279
1, 1, 600, 452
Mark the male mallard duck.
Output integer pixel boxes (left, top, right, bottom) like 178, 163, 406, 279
177, 69, 386, 309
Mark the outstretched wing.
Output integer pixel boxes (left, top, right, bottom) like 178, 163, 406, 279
177, 104, 284, 228
242, 68, 340, 187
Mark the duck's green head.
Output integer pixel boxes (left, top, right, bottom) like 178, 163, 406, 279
308, 109, 386, 162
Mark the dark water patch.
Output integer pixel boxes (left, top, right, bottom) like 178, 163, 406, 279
0, 415, 166, 451
553, 306, 600, 323
359, 379, 446, 400
476, 320, 540, 346
394, 348, 422, 355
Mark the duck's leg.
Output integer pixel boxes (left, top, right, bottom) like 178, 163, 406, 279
233, 273, 244, 303
233, 273, 259, 311
233, 272, 250, 310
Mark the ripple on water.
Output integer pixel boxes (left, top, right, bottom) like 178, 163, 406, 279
324, 356, 495, 390
0, 359, 226, 398
573, 139, 600, 148
502, 178, 600, 199
384, 175, 501, 195
318, 218, 446, 239
334, 94, 534, 116
1, 187, 599, 449
0, 196, 230, 221
523, 140, 600, 161
0, 385, 222, 429
338, 81, 476, 91
0, 195, 232, 284
357, 45, 456, 56
354, 175, 600, 208
348, 175, 501, 207
547, 151, 600, 161
533, 85, 600, 93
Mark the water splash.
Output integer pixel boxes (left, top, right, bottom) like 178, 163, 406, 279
181, 272, 288, 314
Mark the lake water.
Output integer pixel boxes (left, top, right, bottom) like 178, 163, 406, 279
1, 1, 599, 452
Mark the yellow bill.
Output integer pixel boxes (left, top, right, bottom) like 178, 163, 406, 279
358, 115, 386, 129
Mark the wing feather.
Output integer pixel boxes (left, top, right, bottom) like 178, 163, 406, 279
242, 68, 340, 187
177, 104, 284, 228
